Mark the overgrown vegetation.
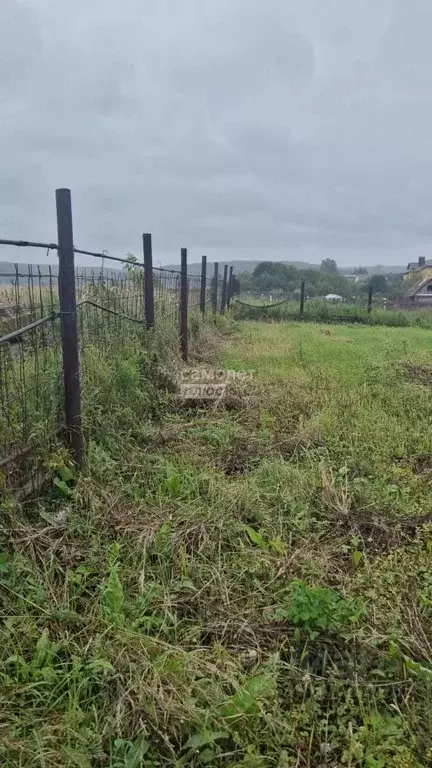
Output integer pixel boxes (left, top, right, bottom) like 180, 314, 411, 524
237, 260, 406, 301
233, 297, 432, 329
2, 318, 432, 766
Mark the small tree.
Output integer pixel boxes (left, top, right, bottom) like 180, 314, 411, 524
320, 258, 338, 274
370, 274, 388, 294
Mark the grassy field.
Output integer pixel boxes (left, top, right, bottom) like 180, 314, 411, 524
2, 320, 432, 766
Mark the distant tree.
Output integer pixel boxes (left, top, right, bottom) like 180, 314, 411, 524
244, 259, 355, 299
385, 273, 405, 299
236, 271, 254, 292
320, 258, 338, 274
320, 273, 353, 299
354, 266, 368, 275
252, 262, 299, 292
370, 274, 388, 294
296, 265, 352, 299
253, 262, 278, 278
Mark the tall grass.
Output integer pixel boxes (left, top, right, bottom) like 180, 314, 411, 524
234, 296, 432, 328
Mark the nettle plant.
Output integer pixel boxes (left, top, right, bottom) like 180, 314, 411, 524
273, 580, 365, 639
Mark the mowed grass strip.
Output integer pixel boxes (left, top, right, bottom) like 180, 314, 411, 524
1, 320, 432, 767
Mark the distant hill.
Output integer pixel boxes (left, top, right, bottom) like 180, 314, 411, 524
0, 259, 406, 285
165, 260, 405, 276
166, 259, 319, 275
0, 261, 122, 285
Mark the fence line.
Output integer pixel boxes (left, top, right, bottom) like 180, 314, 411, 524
235, 279, 377, 317
0, 187, 236, 497
232, 281, 432, 327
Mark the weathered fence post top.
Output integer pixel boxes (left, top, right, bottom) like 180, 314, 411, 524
220, 264, 228, 314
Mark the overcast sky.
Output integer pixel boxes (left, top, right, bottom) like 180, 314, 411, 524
2, 0, 432, 267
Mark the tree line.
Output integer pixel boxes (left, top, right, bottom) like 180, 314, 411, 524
237, 259, 405, 300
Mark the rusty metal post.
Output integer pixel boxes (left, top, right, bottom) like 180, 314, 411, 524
227, 266, 234, 309
367, 282, 373, 313
200, 254, 207, 314
300, 279, 305, 317
143, 233, 154, 329
220, 264, 228, 313
56, 188, 84, 467
212, 262, 219, 313
180, 248, 188, 361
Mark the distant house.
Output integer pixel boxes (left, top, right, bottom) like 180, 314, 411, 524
409, 277, 432, 303
404, 256, 432, 282
345, 274, 365, 283
404, 256, 432, 305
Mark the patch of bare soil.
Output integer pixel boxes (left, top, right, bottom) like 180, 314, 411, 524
412, 453, 432, 475
337, 510, 432, 554
221, 437, 263, 476
404, 363, 432, 386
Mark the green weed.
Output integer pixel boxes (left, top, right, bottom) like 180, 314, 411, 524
272, 580, 365, 639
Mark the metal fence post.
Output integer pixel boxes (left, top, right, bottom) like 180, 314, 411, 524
56, 188, 84, 467
180, 248, 188, 361
143, 233, 154, 329
200, 254, 207, 314
212, 262, 219, 313
227, 266, 234, 309
367, 283, 373, 313
300, 279, 305, 317
220, 264, 228, 313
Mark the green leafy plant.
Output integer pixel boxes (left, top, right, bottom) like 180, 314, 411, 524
273, 581, 365, 638
343, 713, 421, 768
5, 629, 59, 684
108, 733, 150, 767
53, 462, 75, 496
221, 673, 277, 719
242, 524, 285, 555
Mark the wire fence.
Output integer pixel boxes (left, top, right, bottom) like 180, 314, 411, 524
0, 189, 234, 499
233, 280, 432, 329
0, 266, 62, 496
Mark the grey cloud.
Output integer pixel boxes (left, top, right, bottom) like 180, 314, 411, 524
1, 0, 432, 267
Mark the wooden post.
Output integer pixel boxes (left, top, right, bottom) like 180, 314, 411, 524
56, 188, 84, 467
143, 233, 154, 329
300, 279, 305, 317
180, 248, 188, 361
220, 264, 228, 313
212, 262, 219, 313
367, 283, 373, 313
227, 266, 234, 308
200, 254, 207, 314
